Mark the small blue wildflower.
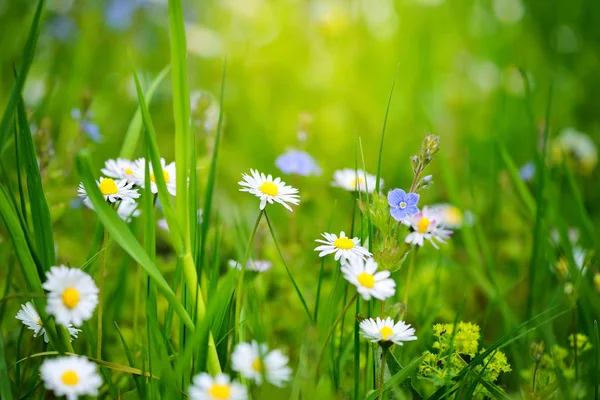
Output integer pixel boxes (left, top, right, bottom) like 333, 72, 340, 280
105, 0, 145, 31
388, 189, 420, 221
72, 108, 103, 143
275, 149, 321, 176
519, 161, 536, 182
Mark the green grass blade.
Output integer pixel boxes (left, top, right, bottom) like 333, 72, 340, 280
119, 66, 170, 159
364, 354, 427, 400
264, 211, 312, 320
75, 150, 194, 330
375, 64, 399, 194
114, 322, 145, 397
13, 119, 28, 227
496, 141, 536, 216
0, 330, 14, 400
17, 94, 55, 270
0, 0, 45, 152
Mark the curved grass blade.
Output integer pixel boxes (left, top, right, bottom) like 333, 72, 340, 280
375, 63, 399, 194
364, 354, 426, 400
114, 322, 145, 396
75, 150, 194, 330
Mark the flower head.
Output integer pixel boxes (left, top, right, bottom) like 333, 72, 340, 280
101, 158, 136, 183
231, 341, 292, 387
429, 203, 465, 229
388, 189, 419, 221
314, 231, 372, 263
16, 302, 80, 343
238, 169, 300, 211
40, 355, 102, 400
188, 373, 247, 400
519, 161, 536, 182
132, 158, 177, 196
116, 200, 141, 222
404, 207, 453, 248
43, 265, 99, 327
359, 317, 417, 346
275, 149, 321, 176
551, 128, 598, 174
341, 257, 396, 301
78, 177, 139, 206
228, 259, 272, 272
331, 168, 382, 193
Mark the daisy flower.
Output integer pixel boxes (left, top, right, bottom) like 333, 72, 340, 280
116, 200, 140, 222
275, 149, 321, 176
429, 203, 465, 229
231, 341, 292, 387
341, 257, 395, 301
40, 355, 102, 400
388, 189, 420, 221
188, 373, 247, 400
43, 265, 99, 327
314, 231, 371, 263
228, 259, 273, 272
16, 302, 80, 343
77, 177, 139, 206
359, 317, 417, 346
238, 169, 300, 211
403, 207, 453, 249
132, 158, 177, 196
331, 168, 382, 193
101, 158, 136, 183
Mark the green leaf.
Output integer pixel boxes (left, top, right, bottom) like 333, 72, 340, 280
17, 94, 55, 270
75, 150, 194, 330
364, 354, 427, 400
119, 66, 170, 159
0, 0, 45, 152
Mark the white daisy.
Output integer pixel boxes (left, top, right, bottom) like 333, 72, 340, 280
116, 200, 140, 222
231, 341, 292, 387
341, 257, 396, 301
15, 302, 80, 343
403, 207, 452, 249
188, 373, 247, 400
101, 158, 136, 183
238, 169, 300, 211
132, 157, 177, 196
40, 355, 102, 400
228, 259, 272, 272
331, 168, 382, 193
359, 317, 417, 346
314, 231, 372, 263
42, 265, 99, 327
77, 177, 140, 206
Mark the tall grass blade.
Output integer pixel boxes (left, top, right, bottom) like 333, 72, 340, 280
364, 354, 426, 400
375, 64, 399, 194
0, 330, 14, 400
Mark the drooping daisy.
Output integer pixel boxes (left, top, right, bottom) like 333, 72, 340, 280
228, 259, 272, 272
16, 302, 81, 343
238, 169, 300, 211
551, 128, 598, 174
101, 158, 136, 183
314, 231, 371, 263
40, 355, 102, 400
77, 177, 139, 206
231, 341, 292, 387
403, 207, 453, 249
132, 158, 177, 196
116, 200, 140, 222
275, 149, 321, 176
43, 265, 99, 327
359, 317, 417, 346
331, 168, 382, 193
341, 257, 396, 301
388, 189, 420, 221
429, 203, 465, 229
188, 373, 247, 400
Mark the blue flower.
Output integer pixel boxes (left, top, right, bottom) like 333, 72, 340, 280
519, 161, 535, 182
275, 149, 321, 176
388, 189, 419, 221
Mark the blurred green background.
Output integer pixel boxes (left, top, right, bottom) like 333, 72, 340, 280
1, 0, 600, 398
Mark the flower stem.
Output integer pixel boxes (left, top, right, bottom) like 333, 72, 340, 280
401, 248, 417, 319
97, 228, 109, 360
378, 347, 387, 399
234, 210, 264, 340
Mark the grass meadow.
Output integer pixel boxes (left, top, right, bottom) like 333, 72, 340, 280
0, 0, 599, 399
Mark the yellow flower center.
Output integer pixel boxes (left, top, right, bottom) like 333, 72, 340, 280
446, 207, 462, 226
380, 326, 394, 340
61, 370, 79, 386
62, 288, 81, 309
259, 181, 279, 196
333, 237, 355, 250
417, 217, 430, 234
37, 318, 43, 326
98, 178, 118, 196
150, 170, 170, 183
357, 272, 375, 289
399, 201, 407, 209
124, 168, 133, 175
208, 384, 231, 399
252, 358, 265, 373
351, 176, 365, 189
